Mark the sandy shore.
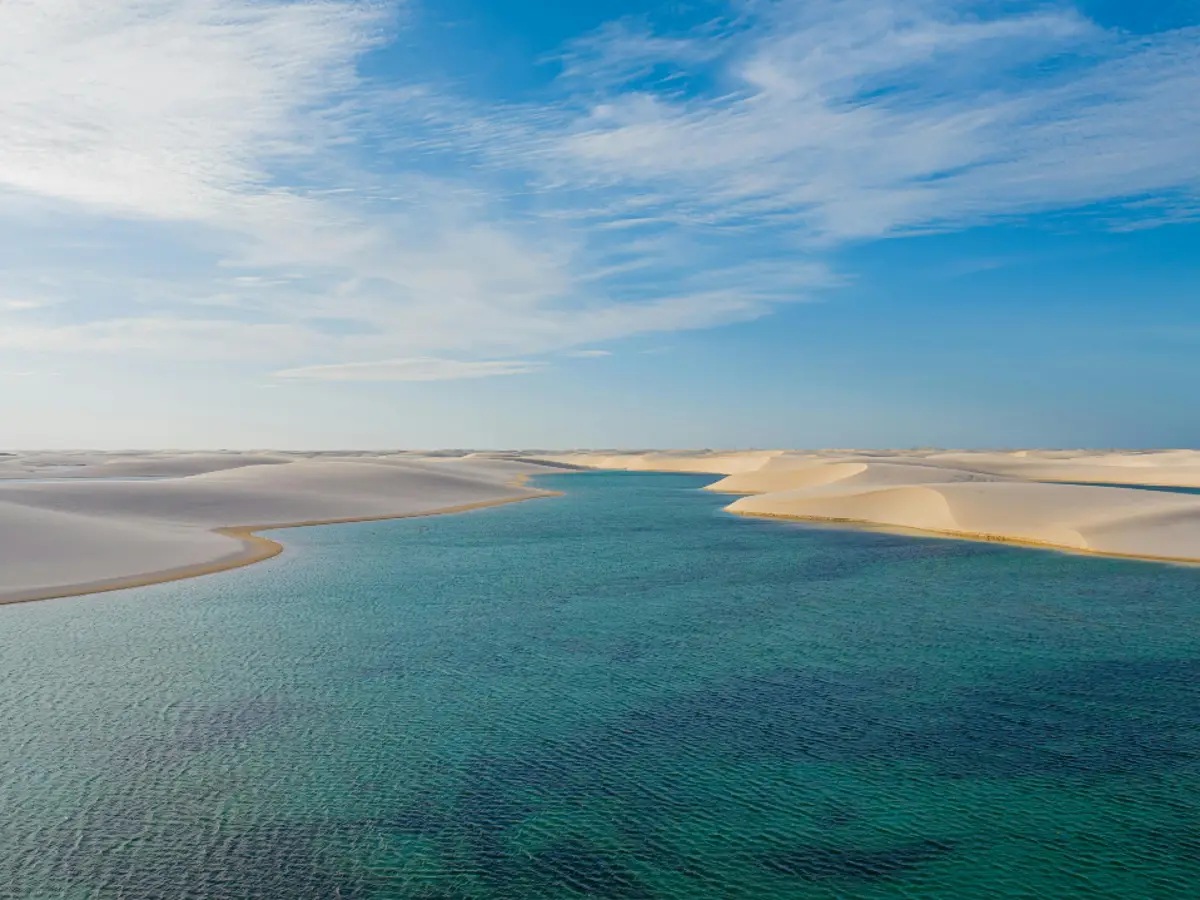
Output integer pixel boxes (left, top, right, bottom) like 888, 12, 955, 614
0, 453, 560, 605
6, 447, 1199, 605
539, 450, 1200, 564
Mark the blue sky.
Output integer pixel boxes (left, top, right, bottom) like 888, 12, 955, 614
1, 0, 1197, 448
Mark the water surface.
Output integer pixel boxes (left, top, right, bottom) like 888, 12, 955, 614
2, 472, 1199, 899
1058, 481, 1200, 495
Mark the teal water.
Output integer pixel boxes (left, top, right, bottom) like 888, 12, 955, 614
1060, 482, 1200, 495
2, 471, 1200, 899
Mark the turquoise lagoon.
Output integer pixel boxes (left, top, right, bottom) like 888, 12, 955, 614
2, 471, 1200, 898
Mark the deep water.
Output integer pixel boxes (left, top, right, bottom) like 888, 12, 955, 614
2, 471, 1200, 899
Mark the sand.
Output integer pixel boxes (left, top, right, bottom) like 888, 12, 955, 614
6, 447, 1200, 605
0, 454, 558, 605
535, 450, 787, 475
540, 450, 1200, 564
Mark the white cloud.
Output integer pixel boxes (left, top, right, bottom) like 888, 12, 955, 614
0, 0, 1197, 380
564, 349, 612, 358
0, 317, 317, 359
1, 298, 51, 311
275, 357, 546, 381
0, 0, 391, 221
494, 1, 1200, 242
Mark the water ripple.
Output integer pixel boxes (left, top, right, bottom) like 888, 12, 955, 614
2, 472, 1200, 897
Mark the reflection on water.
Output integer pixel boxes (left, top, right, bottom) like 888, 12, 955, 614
1, 472, 1199, 899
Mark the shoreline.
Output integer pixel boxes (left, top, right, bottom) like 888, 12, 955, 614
728, 509, 1200, 568
553, 467, 1200, 566
7, 454, 1199, 608
542, 457, 1200, 567
0, 488, 559, 607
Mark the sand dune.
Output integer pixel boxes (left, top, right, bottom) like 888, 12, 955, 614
0, 455, 552, 604
537, 450, 786, 475
548, 448, 1200, 489
5, 447, 1200, 604
727, 481, 1200, 558
917, 450, 1200, 487
0, 450, 296, 479
706, 457, 1006, 494
540, 449, 1200, 563
708, 460, 869, 494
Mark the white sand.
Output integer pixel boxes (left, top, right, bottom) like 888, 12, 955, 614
536, 450, 786, 475
541, 450, 1200, 563
0, 454, 555, 604
6, 447, 1200, 605
0, 450, 293, 479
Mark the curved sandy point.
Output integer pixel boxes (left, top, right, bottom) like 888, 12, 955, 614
0, 460, 568, 607
536, 451, 1200, 565
726, 480, 1200, 565
0, 490, 558, 607
726, 509, 1200, 567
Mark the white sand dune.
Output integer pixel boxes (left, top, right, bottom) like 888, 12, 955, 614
540, 449, 1200, 563
708, 460, 869, 494
920, 450, 1200, 487
0, 455, 552, 604
0, 450, 292, 479
6, 446, 1200, 605
728, 481, 1200, 560
705, 456, 1006, 494
537, 450, 786, 475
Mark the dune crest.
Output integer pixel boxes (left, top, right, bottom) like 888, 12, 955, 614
0, 454, 558, 605
543, 449, 1200, 563
536, 450, 785, 475
5, 448, 1200, 604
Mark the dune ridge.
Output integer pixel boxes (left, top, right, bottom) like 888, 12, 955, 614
541, 449, 1200, 563
0, 454, 559, 605
5, 447, 1200, 605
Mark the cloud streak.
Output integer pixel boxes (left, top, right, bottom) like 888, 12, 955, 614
463, 0, 1200, 242
275, 357, 546, 381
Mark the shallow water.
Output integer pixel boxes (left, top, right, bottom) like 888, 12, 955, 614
2, 471, 1200, 899
1070, 482, 1200, 495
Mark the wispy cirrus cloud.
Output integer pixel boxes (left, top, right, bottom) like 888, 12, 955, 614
444, 0, 1200, 242
564, 349, 613, 358
275, 357, 545, 381
0, 0, 390, 221
1, 297, 52, 312
1, 0, 1198, 381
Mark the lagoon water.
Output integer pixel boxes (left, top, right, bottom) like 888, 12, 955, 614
2, 471, 1200, 899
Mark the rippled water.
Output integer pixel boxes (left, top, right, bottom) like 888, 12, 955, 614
2, 471, 1200, 899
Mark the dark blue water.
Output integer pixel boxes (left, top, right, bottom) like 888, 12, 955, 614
2, 472, 1200, 898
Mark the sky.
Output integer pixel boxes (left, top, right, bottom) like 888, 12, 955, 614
1, 0, 1197, 449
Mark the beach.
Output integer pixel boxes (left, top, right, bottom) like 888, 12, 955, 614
4, 447, 1200, 606
539, 450, 1200, 564
0, 452, 559, 605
